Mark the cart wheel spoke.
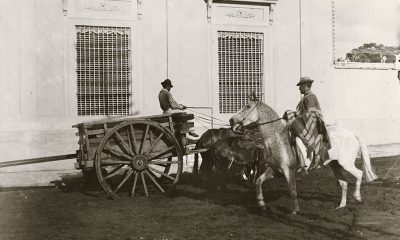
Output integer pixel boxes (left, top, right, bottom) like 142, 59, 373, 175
164, 157, 172, 173
147, 158, 171, 178
103, 146, 131, 162
129, 125, 138, 155
113, 132, 135, 157
148, 146, 175, 161
148, 160, 180, 165
108, 164, 126, 175
152, 158, 172, 172
145, 169, 165, 193
145, 132, 164, 155
141, 172, 148, 197
148, 166, 176, 181
139, 125, 149, 154
131, 172, 139, 197
113, 169, 133, 194
101, 158, 130, 165
104, 165, 127, 180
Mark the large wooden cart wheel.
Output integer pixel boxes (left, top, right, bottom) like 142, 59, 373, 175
95, 120, 183, 199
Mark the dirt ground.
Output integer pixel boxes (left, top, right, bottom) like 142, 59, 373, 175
1, 156, 400, 240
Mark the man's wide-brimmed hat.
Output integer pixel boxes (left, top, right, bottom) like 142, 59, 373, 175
296, 76, 314, 86
161, 79, 173, 87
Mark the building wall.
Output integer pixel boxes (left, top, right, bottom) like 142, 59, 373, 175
297, 0, 400, 145
0, 0, 399, 172
270, 0, 400, 145
137, 0, 211, 116
0, 0, 77, 171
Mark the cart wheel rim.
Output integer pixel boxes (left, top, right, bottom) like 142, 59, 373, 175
94, 120, 183, 199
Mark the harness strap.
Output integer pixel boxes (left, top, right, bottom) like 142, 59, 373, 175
243, 117, 283, 131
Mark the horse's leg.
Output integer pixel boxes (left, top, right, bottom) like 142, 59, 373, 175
340, 162, 363, 203
282, 167, 300, 214
214, 154, 233, 191
217, 169, 228, 191
193, 153, 199, 175
255, 167, 274, 210
214, 163, 224, 191
329, 161, 348, 208
199, 151, 213, 178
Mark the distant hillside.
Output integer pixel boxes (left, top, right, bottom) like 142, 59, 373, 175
338, 43, 400, 63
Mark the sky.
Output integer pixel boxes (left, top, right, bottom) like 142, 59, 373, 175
335, 0, 400, 58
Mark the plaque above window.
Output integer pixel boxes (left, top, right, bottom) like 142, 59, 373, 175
207, 0, 278, 25
64, 0, 135, 20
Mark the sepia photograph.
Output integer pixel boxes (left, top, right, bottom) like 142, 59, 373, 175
0, 0, 400, 239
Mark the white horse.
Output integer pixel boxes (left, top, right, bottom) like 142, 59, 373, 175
229, 95, 378, 213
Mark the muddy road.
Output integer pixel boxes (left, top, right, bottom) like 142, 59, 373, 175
0, 156, 400, 240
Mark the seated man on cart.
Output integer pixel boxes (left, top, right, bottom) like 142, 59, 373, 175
158, 78, 199, 137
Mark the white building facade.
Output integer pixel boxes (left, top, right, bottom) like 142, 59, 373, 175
0, 0, 399, 171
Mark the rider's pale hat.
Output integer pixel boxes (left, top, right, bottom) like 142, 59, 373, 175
161, 79, 173, 87
296, 76, 314, 86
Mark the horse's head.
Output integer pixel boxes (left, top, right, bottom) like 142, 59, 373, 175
229, 92, 261, 134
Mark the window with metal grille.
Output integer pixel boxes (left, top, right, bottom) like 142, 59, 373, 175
218, 31, 264, 114
76, 26, 131, 116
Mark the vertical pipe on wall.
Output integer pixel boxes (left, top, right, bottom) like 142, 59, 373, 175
207, 1, 213, 120
331, 0, 336, 65
166, 0, 169, 78
18, 0, 22, 115
299, 0, 302, 77
62, 1, 68, 116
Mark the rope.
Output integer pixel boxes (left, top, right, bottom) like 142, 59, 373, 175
196, 115, 214, 123
195, 115, 228, 125
194, 116, 212, 126
186, 108, 227, 124
194, 116, 229, 128
193, 117, 210, 130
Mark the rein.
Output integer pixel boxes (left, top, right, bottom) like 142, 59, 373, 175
238, 117, 284, 137
234, 101, 284, 135
246, 117, 283, 128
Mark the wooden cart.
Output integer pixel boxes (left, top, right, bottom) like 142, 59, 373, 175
73, 112, 204, 199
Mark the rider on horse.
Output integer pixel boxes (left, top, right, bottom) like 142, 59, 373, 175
284, 76, 331, 171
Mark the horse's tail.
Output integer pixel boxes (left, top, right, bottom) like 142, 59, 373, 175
355, 134, 378, 182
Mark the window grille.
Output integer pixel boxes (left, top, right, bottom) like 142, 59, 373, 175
76, 26, 131, 116
218, 31, 264, 113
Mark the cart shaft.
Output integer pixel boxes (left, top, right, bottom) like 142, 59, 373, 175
0, 153, 77, 168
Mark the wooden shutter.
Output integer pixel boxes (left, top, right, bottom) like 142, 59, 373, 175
218, 31, 264, 114
76, 26, 131, 116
